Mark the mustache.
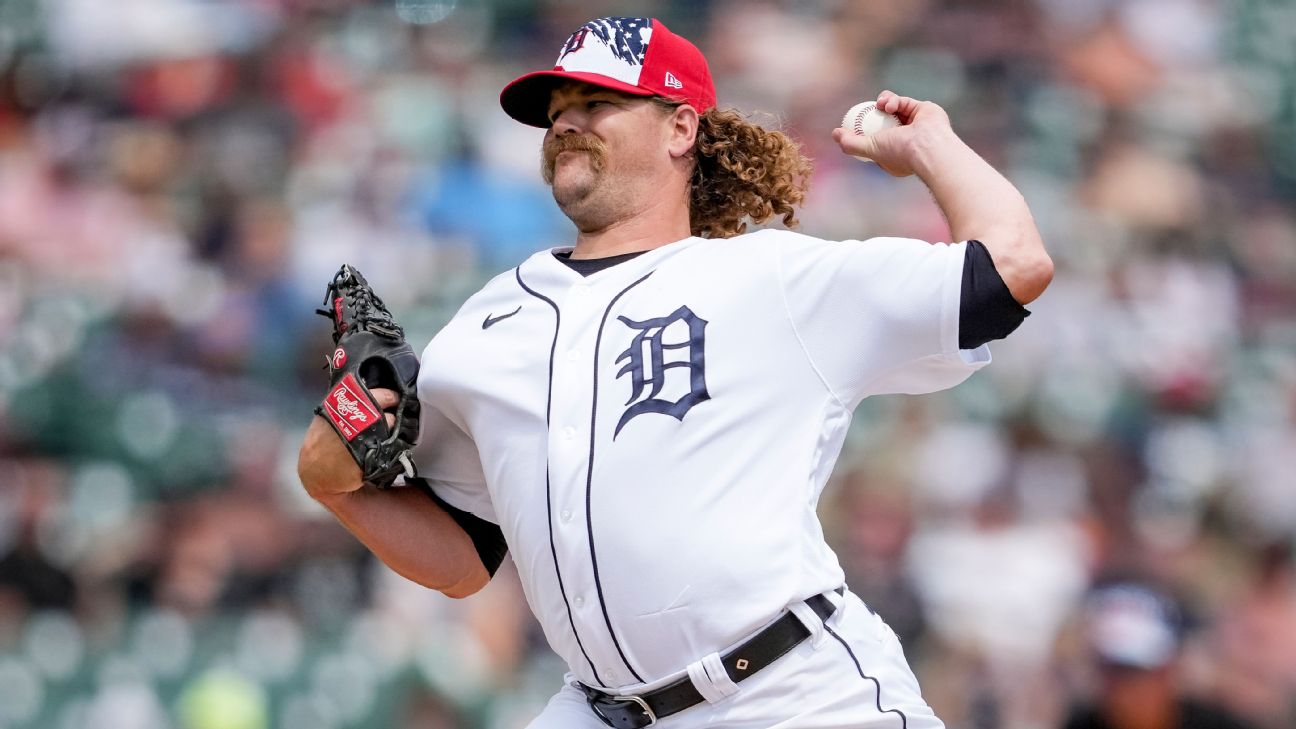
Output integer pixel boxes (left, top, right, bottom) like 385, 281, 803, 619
541, 135, 607, 183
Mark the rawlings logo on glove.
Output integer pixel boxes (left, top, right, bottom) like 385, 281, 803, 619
333, 388, 366, 421
322, 373, 382, 439
313, 265, 421, 489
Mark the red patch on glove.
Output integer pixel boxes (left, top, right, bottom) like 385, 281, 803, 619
322, 373, 381, 441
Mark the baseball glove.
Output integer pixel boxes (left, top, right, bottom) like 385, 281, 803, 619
313, 264, 421, 489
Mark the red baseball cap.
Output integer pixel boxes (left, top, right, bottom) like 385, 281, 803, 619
500, 17, 716, 128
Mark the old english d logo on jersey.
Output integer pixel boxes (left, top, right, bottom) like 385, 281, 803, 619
613, 305, 709, 437
323, 373, 381, 441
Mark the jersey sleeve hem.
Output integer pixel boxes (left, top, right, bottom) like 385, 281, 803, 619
940, 241, 966, 357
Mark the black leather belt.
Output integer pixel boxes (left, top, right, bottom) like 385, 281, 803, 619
578, 589, 843, 728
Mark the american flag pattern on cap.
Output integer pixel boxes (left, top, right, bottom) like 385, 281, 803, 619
556, 17, 653, 86
499, 16, 716, 128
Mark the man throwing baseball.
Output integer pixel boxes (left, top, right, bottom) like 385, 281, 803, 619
298, 15, 1051, 729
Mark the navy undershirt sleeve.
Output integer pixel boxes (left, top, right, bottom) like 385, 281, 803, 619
960, 239, 1030, 349
409, 478, 509, 578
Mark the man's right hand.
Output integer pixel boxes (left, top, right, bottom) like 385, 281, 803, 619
298, 387, 401, 500
831, 90, 965, 178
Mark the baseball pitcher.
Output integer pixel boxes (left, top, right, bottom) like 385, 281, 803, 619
298, 16, 1052, 729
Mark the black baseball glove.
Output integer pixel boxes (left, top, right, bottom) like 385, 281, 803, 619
313, 264, 421, 489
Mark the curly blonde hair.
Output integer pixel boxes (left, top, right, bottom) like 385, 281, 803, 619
656, 101, 813, 238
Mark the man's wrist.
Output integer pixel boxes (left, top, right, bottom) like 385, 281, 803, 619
911, 128, 976, 184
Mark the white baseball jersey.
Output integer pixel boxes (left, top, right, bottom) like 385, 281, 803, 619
412, 228, 989, 692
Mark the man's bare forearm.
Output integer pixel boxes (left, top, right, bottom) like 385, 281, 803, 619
913, 131, 1053, 304
315, 486, 490, 598
298, 396, 489, 599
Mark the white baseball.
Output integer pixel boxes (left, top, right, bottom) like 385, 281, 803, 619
841, 101, 901, 162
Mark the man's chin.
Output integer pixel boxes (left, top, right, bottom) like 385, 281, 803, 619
553, 186, 591, 213
551, 173, 598, 209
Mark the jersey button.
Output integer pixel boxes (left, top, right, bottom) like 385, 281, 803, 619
573, 596, 585, 607
562, 426, 576, 440
566, 349, 579, 361
560, 509, 573, 522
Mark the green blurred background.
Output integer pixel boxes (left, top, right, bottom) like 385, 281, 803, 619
1, 0, 1295, 727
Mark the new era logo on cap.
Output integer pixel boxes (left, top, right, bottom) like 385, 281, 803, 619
499, 16, 717, 128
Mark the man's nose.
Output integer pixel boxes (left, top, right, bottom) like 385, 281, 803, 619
551, 108, 584, 135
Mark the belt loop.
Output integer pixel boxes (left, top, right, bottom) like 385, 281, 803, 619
825, 587, 847, 625
788, 600, 827, 648
686, 652, 739, 703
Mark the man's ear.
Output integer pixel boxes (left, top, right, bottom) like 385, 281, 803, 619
667, 105, 700, 159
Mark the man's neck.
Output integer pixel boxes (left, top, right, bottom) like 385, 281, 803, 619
568, 197, 692, 260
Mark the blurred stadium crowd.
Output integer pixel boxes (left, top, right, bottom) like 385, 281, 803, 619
1, 0, 1295, 727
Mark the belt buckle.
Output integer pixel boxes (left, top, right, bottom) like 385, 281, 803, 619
612, 695, 656, 727
588, 692, 657, 728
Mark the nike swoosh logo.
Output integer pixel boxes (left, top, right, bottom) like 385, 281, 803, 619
482, 306, 522, 330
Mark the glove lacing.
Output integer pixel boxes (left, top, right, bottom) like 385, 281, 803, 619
316, 268, 405, 341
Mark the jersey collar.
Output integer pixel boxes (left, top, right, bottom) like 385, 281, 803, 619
517, 236, 703, 293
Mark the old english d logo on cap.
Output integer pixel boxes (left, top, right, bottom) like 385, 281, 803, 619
555, 17, 653, 86
500, 17, 717, 128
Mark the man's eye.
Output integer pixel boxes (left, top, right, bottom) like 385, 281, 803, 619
587, 100, 608, 110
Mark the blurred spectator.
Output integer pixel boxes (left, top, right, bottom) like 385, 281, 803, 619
829, 468, 928, 648
1062, 581, 1259, 729
1208, 542, 1296, 729
0, 464, 76, 614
